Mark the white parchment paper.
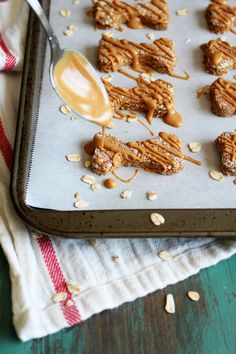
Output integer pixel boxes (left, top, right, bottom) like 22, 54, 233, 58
26, 0, 236, 211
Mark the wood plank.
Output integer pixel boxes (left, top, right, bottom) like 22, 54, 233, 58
0, 247, 236, 354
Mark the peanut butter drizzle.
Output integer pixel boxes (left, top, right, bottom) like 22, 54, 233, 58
101, 35, 175, 73
94, 157, 104, 164
183, 155, 202, 166
139, 0, 168, 21
53, 51, 112, 127
205, 39, 236, 66
94, 0, 168, 29
116, 69, 183, 127
84, 133, 143, 162
101, 35, 190, 80
87, 132, 201, 173
102, 126, 107, 148
113, 111, 127, 120
113, 110, 155, 136
136, 117, 155, 136
99, 0, 143, 29
113, 1, 143, 29
208, 2, 236, 33
163, 102, 183, 128
112, 169, 140, 183
220, 134, 236, 162
167, 71, 190, 81
214, 78, 236, 108
209, 52, 224, 65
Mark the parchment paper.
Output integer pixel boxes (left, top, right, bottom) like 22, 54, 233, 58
26, 0, 236, 211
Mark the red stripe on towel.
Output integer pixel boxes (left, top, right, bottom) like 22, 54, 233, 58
0, 34, 16, 71
37, 235, 82, 326
0, 120, 13, 170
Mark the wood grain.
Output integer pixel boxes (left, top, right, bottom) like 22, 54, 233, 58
0, 247, 236, 354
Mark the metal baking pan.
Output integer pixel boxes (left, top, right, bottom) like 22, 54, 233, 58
11, 0, 236, 238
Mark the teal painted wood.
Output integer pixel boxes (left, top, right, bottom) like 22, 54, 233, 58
0, 246, 236, 354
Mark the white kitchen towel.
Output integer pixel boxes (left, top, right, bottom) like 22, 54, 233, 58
0, 0, 28, 71
0, 0, 236, 343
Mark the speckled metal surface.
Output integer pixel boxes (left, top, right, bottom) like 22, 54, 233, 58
11, 0, 236, 238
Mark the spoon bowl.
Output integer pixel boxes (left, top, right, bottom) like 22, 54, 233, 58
26, 0, 112, 127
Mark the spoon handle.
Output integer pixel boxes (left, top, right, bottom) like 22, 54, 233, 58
25, 0, 61, 52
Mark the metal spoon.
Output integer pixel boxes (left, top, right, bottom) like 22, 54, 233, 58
25, 0, 112, 126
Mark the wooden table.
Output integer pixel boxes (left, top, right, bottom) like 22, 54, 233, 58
0, 246, 236, 354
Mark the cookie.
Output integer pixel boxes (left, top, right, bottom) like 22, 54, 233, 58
102, 75, 182, 127
200, 39, 236, 75
87, 132, 184, 175
206, 0, 236, 34
210, 78, 236, 116
215, 131, 236, 175
90, 0, 169, 30
97, 34, 176, 74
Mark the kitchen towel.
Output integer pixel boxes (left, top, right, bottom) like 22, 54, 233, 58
0, 0, 236, 342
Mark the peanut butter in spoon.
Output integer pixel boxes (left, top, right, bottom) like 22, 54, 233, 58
53, 51, 113, 127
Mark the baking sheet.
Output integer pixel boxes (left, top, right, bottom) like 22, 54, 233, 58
26, 0, 236, 211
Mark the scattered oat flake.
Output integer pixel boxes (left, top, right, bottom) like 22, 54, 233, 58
72, 0, 80, 4
146, 191, 157, 200
67, 281, 80, 295
66, 299, 74, 307
89, 239, 98, 247
112, 255, 120, 263
233, 74, 236, 80
32, 233, 43, 239
233, 179, 236, 185
150, 213, 165, 226
91, 182, 101, 192
104, 31, 113, 38
102, 74, 113, 82
209, 170, 224, 181
66, 154, 81, 162
74, 192, 80, 199
74, 200, 89, 208
107, 121, 115, 128
188, 142, 201, 153
187, 291, 200, 302
140, 72, 151, 81
146, 32, 155, 40
68, 24, 77, 31
60, 104, 71, 115
158, 250, 172, 261
165, 294, 175, 314
64, 28, 74, 36
220, 35, 228, 42
52, 292, 67, 303
84, 160, 91, 168
59, 9, 71, 17
120, 190, 132, 199
176, 8, 189, 16
71, 116, 77, 121
81, 175, 96, 185
184, 38, 192, 44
